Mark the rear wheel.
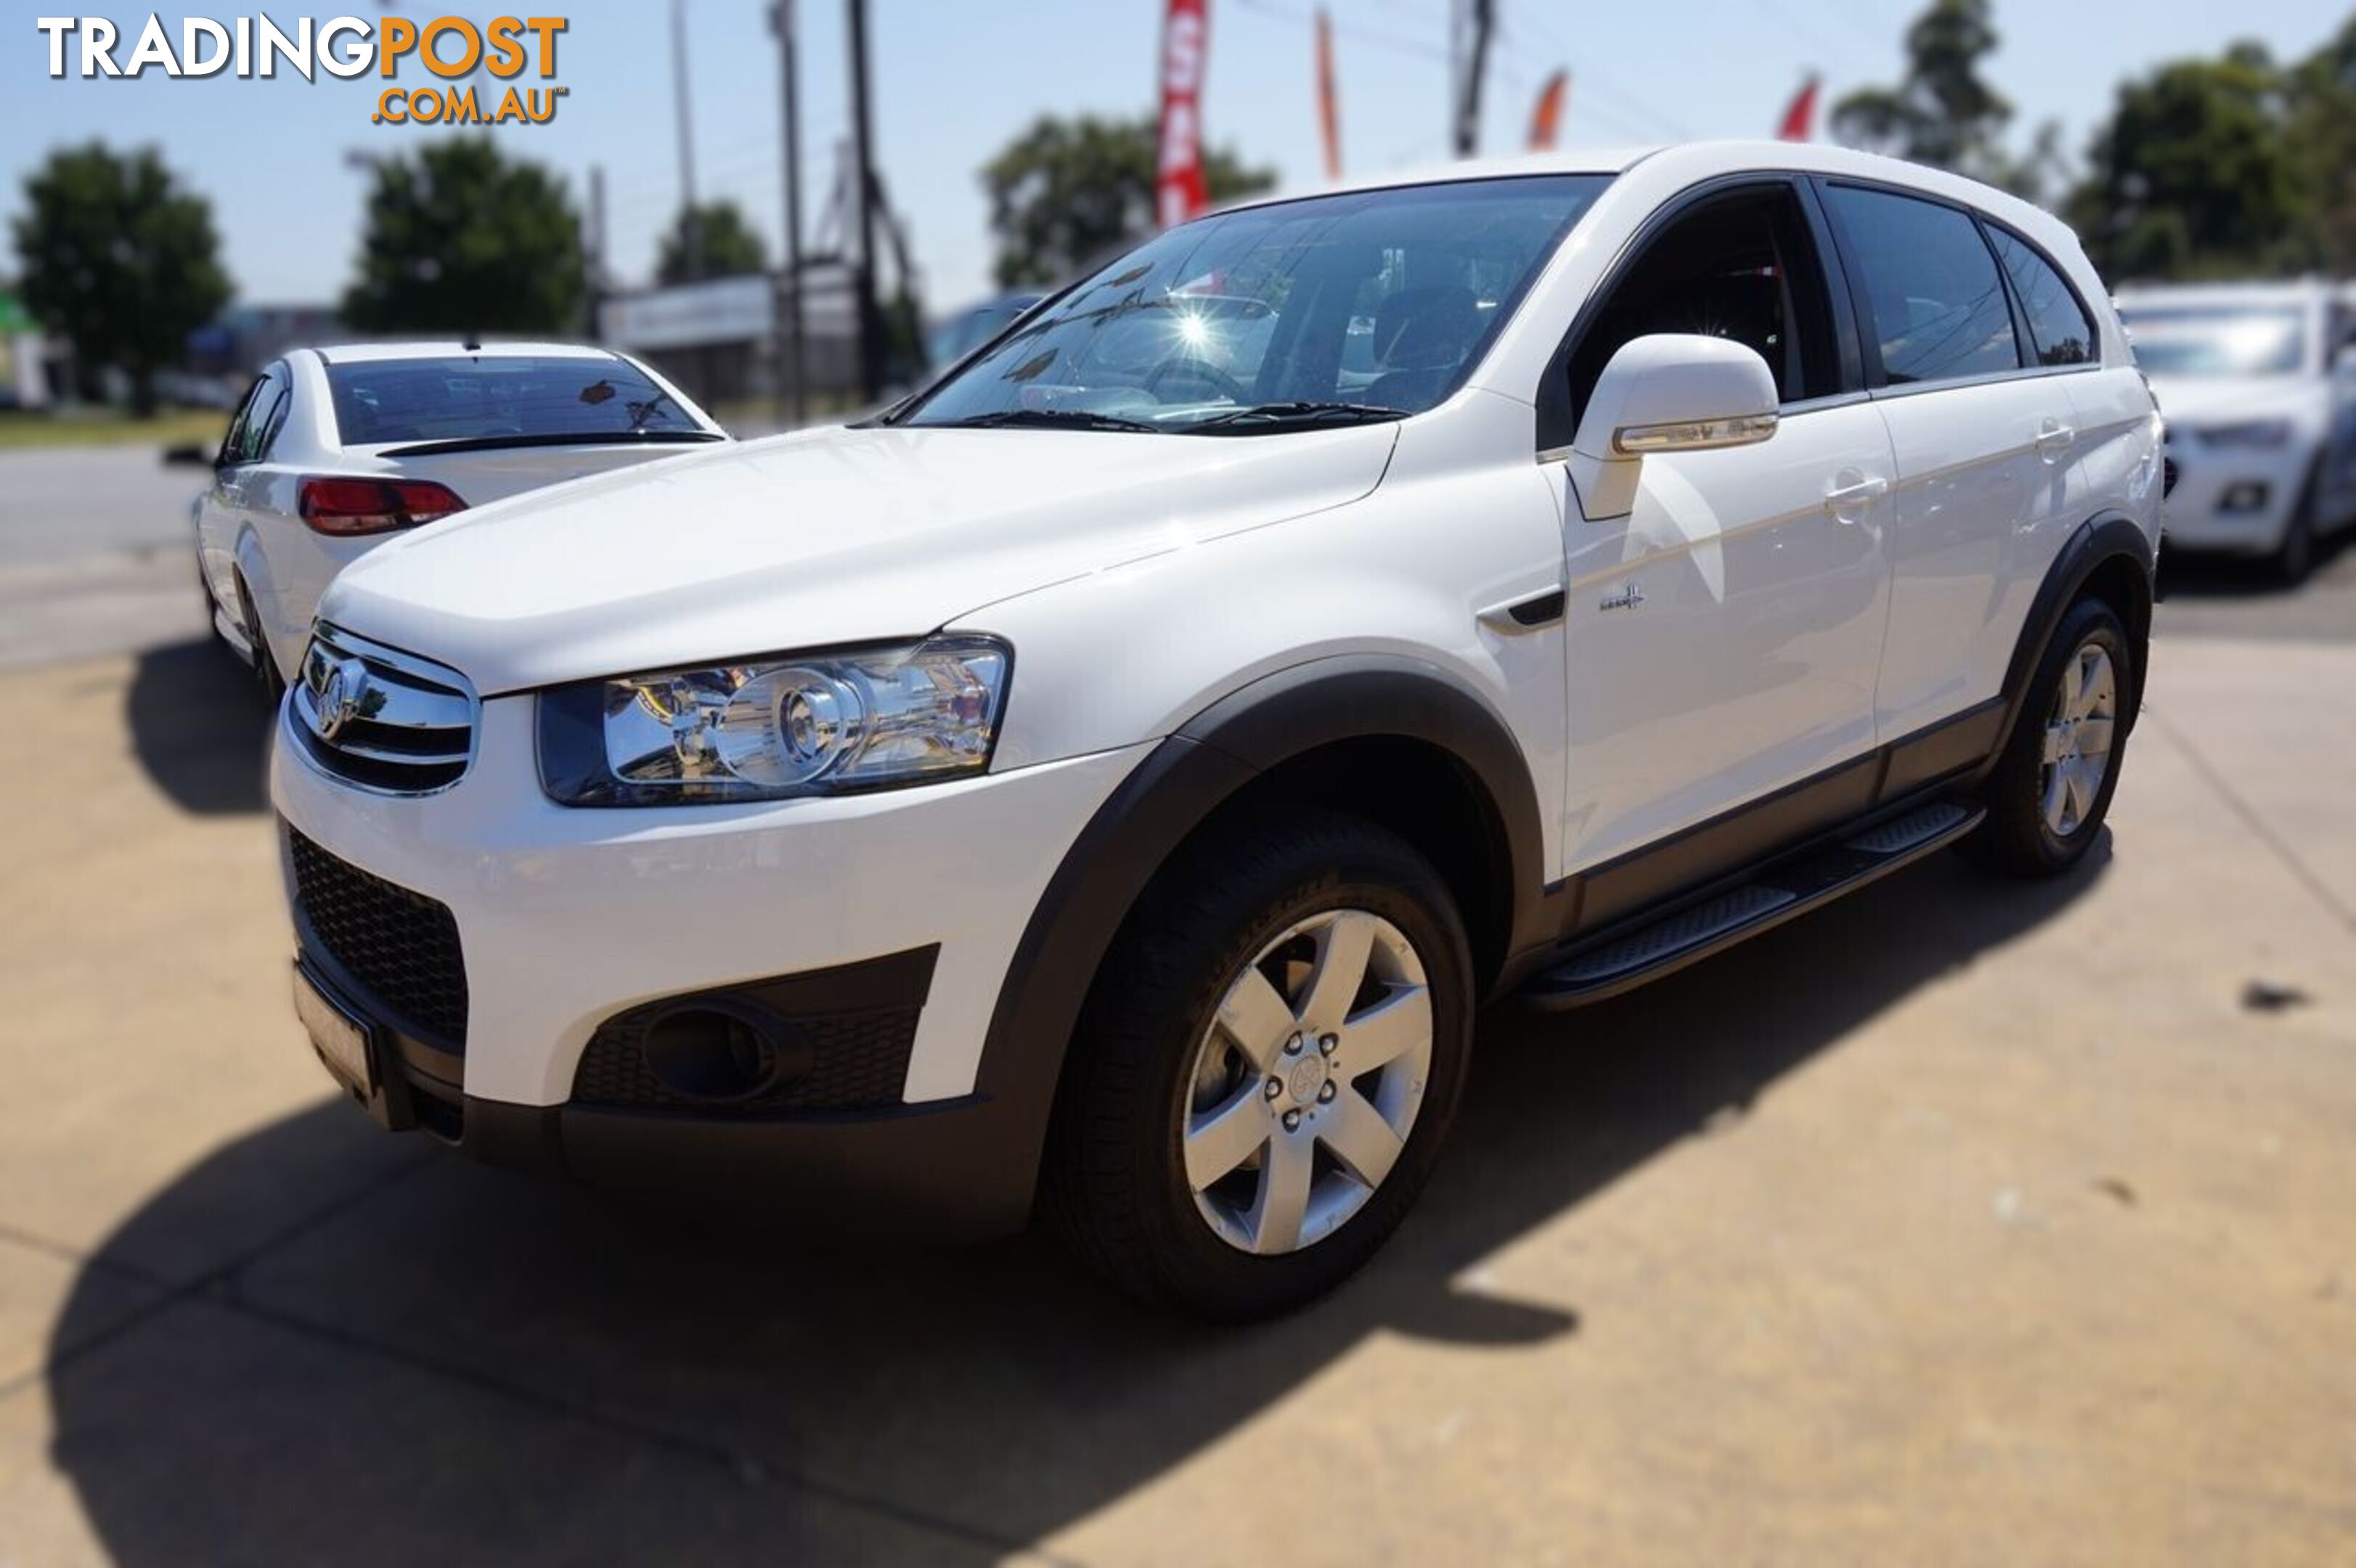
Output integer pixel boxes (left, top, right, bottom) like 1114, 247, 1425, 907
1965, 597, 2131, 878
1045, 807, 1473, 1320
234, 573, 285, 704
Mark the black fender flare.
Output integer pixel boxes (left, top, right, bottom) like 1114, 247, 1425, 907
1976, 513, 2156, 780
969, 655, 1549, 1217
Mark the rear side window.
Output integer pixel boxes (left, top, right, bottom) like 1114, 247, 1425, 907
1825, 185, 2020, 385
1988, 229, 2096, 367
220, 364, 289, 466
325, 356, 702, 446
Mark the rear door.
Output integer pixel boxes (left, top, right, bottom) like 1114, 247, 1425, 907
1819, 182, 2092, 750
200, 364, 292, 645
1549, 179, 1897, 911
195, 372, 269, 625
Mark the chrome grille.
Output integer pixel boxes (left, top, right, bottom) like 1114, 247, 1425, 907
290, 623, 476, 793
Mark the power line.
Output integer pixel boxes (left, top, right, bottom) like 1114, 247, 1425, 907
1234, 0, 1450, 65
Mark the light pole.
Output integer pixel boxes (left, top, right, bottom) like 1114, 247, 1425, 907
770, 0, 807, 424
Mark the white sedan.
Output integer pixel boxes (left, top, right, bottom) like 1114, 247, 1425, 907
196, 340, 726, 691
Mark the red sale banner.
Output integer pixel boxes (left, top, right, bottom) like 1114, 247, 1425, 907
1778, 75, 1821, 142
1158, 0, 1210, 227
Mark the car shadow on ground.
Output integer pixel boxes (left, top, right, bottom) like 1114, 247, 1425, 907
45, 834, 2108, 1563
126, 637, 274, 815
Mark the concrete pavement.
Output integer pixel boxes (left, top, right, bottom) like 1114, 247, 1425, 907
0, 544, 2349, 1564
0, 446, 211, 671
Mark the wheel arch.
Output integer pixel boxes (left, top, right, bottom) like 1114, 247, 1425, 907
971, 655, 1550, 1218
1980, 513, 2155, 780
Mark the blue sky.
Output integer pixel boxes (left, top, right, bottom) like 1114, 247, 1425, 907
2, 1, 2349, 314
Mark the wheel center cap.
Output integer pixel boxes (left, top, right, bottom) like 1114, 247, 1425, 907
1285, 1054, 1329, 1106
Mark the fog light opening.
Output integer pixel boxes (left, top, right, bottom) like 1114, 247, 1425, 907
640, 1005, 803, 1104
2218, 482, 2270, 515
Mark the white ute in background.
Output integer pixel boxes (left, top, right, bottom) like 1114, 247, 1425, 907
195, 341, 727, 692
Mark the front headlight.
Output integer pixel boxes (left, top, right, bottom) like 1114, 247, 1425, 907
2196, 419, 2294, 449
538, 635, 1010, 806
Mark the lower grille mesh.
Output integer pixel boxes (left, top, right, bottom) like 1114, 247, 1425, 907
288, 825, 468, 1046
572, 1007, 918, 1114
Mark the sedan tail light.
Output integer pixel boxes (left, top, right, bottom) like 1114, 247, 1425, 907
298, 476, 468, 536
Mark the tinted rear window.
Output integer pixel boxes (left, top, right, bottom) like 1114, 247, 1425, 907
1826, 185, 2021, 385
325, 356, 701, 446
1988, 229, 2096, 367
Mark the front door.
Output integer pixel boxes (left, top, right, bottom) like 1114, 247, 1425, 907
1550, 181, 1894, 917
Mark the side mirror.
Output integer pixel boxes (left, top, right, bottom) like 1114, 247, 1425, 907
1568, 333, 1780, 521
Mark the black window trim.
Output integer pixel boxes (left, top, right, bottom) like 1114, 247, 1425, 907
1809, 173, 2105, 401
1533, 169, 1870, 457
214, 372, 269, 469
1977, 214, 2103, 375
251, 359, 295, 463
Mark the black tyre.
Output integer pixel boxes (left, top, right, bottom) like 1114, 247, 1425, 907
2267, 455, 2323, 587
1965, 597, 2132, 878
235, 573, 286, 704
1044, 807, 1474, 1320
2270, 505, 2314, 587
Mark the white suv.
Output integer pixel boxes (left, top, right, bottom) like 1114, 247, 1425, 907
274, 142, 2161, 1319
2116, 279, 2356, 582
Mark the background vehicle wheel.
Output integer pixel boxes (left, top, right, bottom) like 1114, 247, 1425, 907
2270, 460, 2320, 586
234, 573, 286, 704
1964, 597, 2132, 878
1044, 807, 1474, 1320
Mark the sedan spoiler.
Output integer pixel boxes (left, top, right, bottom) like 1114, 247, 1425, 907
372, 430, 728, 459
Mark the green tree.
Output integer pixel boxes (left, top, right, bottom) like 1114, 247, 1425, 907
2283, 17, 2356, 274
656, 200, 769, 285
982, 113, 1276, 289
2067, 44, 2310, 282
342, 136, 585, 336
10, 142, 231, 416
1831, 0, 2013, 175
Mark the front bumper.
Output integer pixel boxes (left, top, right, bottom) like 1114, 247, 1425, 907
272, 690, 1151, 1234
2157, 441, 2310, 553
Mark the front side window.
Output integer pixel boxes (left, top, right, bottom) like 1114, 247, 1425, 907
1568, 183, 1846, 424
325, 356, 707, 448
2121, 306, 2310, 378
897, 175, 1610, 433
1826, 185, 2021, 386
1988, 229, 2096, 367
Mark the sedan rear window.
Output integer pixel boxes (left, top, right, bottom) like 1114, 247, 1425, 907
326, 356, 706, 448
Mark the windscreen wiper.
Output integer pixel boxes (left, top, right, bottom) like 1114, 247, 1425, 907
373, 430, 727, 458
1181, 401, 1409, 433
926, 407, 1163, 433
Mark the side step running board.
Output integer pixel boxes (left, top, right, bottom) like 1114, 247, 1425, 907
1522, 800, 1986, 1010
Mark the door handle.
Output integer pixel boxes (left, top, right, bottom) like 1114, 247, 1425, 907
1824, 473, 1888, 520
2034, 419, 2076, 457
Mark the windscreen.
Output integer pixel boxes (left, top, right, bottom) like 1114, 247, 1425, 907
326, 356, 706, 446
2122, 307, 2310, 377
898, 174, 1610, 433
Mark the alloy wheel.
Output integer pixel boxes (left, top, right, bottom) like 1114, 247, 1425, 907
2039, 642, 2117, 838
1180, 909, 1433, 1256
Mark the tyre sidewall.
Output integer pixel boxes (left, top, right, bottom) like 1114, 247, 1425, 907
1122, 822, 1473, 1318
2020, 601, 2132, 870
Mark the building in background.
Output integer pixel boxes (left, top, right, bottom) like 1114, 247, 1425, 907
599, 266, 861, 409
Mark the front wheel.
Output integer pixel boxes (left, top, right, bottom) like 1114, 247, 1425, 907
1964, 597, 2132, 878
1044, 807, 1474, 1320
